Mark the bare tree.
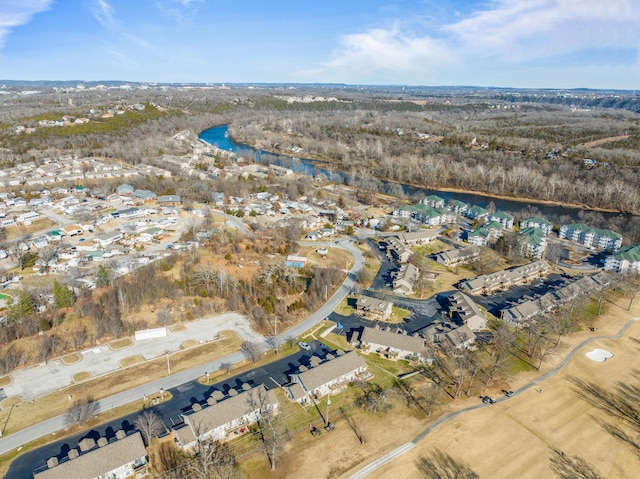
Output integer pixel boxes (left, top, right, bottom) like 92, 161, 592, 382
356, 383, 393, 413
246, 386, 282, 471
415, 448, 479, 479
242, 341, 260, 364
134, 408, 165, 443
66, 396, 99, 425
187, 437, 243, 479
219, 361, 233, 375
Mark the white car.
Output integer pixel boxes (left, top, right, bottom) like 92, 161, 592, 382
298, 341, 311, 351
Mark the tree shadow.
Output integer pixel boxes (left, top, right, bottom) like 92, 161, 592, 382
415, 448, 479, 479
549, 447, 604, 479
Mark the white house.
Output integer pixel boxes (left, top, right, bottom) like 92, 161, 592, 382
284, 351, 369, 405
175, 385, 278, 449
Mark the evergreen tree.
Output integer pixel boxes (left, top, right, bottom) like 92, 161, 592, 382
7, 291, 35, 322
53, 279, 74, 308
95, 264, 111, 287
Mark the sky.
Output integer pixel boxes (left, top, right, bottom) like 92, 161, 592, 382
0, 0, 639, 89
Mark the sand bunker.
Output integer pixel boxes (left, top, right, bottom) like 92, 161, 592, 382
586, 349, 614, 362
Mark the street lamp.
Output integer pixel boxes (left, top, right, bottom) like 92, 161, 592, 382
273, 315, 279, 354
160, 388, 164, 399
325, 397, 331, 426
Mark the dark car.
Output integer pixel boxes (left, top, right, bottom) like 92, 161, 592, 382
505, 390, 514, 398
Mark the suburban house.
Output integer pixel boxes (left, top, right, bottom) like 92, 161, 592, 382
604, 244, 640, 273
175, 385, 279, 449
61, 224, 83, 237
33, 430, 147, 479
488, 211, 514, 229
445, 292, 488, 331
157, 195, 181, 206
355, 325, 434, 363
559, 223, 622, 251
435, 245, 480, 267
521, 217, 553, 235
458, 260, 551, 296
132, 189, 157, 202
284, 351, 369, 405
356, 295, 393, 321
94, 231, 123, 247
422, 195, 445, 208
116, 183, 134, 195
393, 262, 419, 295
519, 227, 547, 258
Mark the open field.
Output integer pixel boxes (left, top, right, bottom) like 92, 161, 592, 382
363, 304, 640, 478
234, 295, 640, 479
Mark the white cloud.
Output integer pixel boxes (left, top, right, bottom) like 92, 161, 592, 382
93, 0, 114, 28
301, 25, 452, 84
0, 0, 53, 48
305, 0, 640, 86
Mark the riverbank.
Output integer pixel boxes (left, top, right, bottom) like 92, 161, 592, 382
200, 124, 633, 221
236, 135, 630, 217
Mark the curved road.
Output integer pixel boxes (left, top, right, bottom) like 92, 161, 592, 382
349, 317, 640, 479
0, 238, 364, 457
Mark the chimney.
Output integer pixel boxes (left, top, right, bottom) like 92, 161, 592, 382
115, 429, 126, 440
78, 438, 96, 452
47, 457, 59, 468
68, 448, 79, 459
192, 403, 202, 411
97, 437, 108, 447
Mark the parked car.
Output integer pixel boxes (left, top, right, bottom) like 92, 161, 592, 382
298, 341, 311, 351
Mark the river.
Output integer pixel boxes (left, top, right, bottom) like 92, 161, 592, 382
199, 125, 626, 223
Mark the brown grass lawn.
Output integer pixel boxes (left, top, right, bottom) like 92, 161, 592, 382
361, 300, 640, 479
0, 330, 242, 436
60, 353, 81, 365
108, 337, 133, 350
119, 355, 144, 367
72, 372, 91, 383
4, 218, 55, 241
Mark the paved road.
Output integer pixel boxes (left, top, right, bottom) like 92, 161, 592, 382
0, 238, 364, 457
6, 340, 331, 479
348, 317, 640, 478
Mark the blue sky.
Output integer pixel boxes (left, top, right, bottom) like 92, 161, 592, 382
0, 0, 638, 89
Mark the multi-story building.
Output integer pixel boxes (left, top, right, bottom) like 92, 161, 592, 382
559, 223, 622, 251
604, 244, 640, 273
521, 217, 553, 235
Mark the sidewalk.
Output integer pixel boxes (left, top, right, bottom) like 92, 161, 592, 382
2, 312, 264, 401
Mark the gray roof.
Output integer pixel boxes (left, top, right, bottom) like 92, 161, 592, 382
294, 351, 367, 392
34, 432, 146, 479
360, 326, 428, 355
182, 386, 277, 433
